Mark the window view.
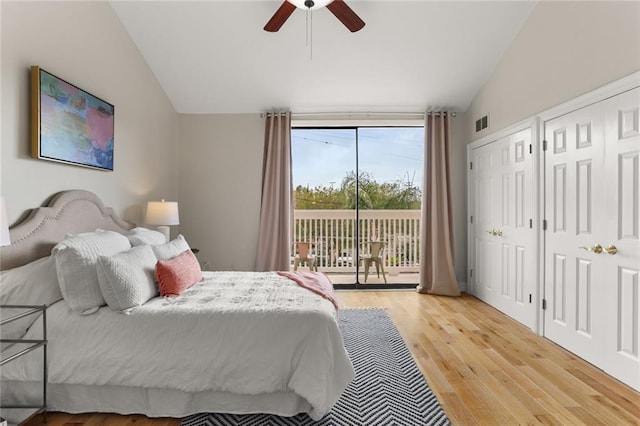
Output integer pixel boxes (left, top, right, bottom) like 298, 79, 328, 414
291, 126, 424, 287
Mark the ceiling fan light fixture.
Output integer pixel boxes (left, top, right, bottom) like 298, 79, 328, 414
288, 0, 332, 10
264, 0, 364, 33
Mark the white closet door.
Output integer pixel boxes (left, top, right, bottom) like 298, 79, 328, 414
544, 100, 607, 368
602, 88, 640, 390
472, 140, 502, 307
470, 128, 536, 330
498, 130, 536, 328
543, 87, 639, 390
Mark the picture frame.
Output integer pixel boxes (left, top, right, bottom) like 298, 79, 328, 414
31, 66, 114, 171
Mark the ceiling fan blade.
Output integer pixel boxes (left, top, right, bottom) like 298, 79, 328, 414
264, 1, 297, 32
326, 0, 365, 33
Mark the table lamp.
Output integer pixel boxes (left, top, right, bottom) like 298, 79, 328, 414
145, 199, 179, 242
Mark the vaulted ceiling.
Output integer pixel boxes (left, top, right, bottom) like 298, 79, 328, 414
110, 0, 537, 114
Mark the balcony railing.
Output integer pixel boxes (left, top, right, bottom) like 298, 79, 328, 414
293, 209, 421, 273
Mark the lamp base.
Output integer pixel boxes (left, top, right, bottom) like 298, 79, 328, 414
157, 225, 170, 243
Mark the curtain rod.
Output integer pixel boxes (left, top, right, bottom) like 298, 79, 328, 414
261, 111, 456, 118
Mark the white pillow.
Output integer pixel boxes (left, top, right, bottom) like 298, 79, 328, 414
96, 244, 158, 313
53, 230, 131, 315
127, 227, 167, 246
0, 256, 62, 340
151, 234, 191, 261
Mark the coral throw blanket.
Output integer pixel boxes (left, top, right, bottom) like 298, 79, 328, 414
277, 271, 339, 310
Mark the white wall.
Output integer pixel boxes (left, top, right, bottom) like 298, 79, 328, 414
464, 0, 640, 142
178, 114, 264, 270
1, 1, 178, 226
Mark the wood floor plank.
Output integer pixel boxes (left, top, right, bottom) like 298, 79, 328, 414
437, 391, 480, 426
490, 370, 558, 424
21, 292, 640, 425
447, 377, 490, 423
566, 367, 640, 419
564, 406, 609, 425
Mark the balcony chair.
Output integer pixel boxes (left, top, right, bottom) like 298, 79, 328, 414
293, 242, 317, 272
359, 241, 387, 283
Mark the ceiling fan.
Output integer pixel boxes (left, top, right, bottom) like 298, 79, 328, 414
264, 0, 365, 33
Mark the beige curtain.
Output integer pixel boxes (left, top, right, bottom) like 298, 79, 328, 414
256, 112, 292, 272
417, 112, 460, 296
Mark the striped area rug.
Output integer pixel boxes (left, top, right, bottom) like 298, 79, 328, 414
182, 308, 450, 426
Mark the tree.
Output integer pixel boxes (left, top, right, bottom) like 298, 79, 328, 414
293, 185, 344, 209
294, 171, 421, 210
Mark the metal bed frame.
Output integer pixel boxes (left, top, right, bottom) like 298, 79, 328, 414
0, 305, 47, 424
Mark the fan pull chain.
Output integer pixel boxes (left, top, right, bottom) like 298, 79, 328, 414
305, 8, 313, 60
305, 9, 309, 46
309, 9, 313, 60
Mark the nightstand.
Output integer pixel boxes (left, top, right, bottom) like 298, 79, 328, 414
0, 305, 47, 425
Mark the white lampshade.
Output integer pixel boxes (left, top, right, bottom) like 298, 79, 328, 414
0, 196, 11, 247
145, 200, 180, 226
145, 200, 179, 242
288, 0, 332, 10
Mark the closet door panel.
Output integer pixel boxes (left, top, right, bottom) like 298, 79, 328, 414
469, 127, 536, 330
544, 102, 606, 368
602, 88, 640, 390
475, 143, 502, 305
543, 87, 639, 391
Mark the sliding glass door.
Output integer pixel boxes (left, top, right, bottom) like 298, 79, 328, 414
291, 128, 357, 284
291, 126, 424, 288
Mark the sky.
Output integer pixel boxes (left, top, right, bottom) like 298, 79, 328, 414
291, 127, 424, 191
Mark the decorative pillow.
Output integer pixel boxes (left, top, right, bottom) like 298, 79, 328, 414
96, 244, 158, 313
0, 256, 63, 341
151, 234, 190, 261
53, 230, 131, 314
127, 227, 167, 246
155, 249, 203, 297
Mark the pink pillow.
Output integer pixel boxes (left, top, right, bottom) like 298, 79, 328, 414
155, 249, 203, 297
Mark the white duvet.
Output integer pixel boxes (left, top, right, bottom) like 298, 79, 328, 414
3, 271, 355, 420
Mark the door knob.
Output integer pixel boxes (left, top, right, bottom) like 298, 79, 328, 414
579, 244, 603, 254
603, 244, 617, 255
494, 229, 503, 237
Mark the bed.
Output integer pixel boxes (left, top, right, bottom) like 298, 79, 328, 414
0, 190, 354, 421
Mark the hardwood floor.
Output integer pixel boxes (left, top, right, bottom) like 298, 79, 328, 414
23, 291, 639, 425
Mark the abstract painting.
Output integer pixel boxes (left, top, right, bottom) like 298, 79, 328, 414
31, 66, 114, 171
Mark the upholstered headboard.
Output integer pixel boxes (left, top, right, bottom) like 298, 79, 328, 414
0, 190, 133, 271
